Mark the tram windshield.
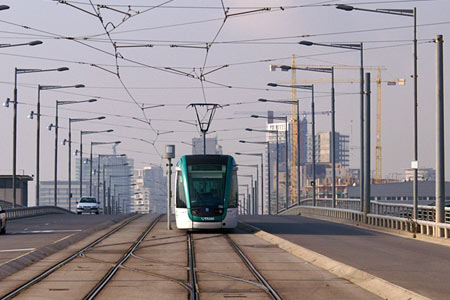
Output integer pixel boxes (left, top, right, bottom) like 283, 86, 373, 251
188, 164, 227, 208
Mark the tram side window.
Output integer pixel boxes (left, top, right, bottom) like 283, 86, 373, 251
229, 170, 238, 208
176, 172, 187, 208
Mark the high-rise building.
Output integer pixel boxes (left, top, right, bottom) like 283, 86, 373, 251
192, 136, 223, 154
132, 166, 167, 214
75, 155, 133, 213
306, 131, 349, 168
39, 181, 89, 212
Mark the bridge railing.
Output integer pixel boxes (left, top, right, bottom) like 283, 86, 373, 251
4, 206, 73, 220
282, 198, 450, 238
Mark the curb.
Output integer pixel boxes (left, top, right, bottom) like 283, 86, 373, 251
0, 214, 133, 280
238, 222, 431, 300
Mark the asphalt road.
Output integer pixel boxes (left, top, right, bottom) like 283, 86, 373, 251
239, 214, 450, 300
0, 214, 128, 268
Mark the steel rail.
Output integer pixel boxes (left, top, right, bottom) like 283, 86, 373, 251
0, 214, 142, 300
83, 214, 162, 300
187, 232, 199, 300
225, 235, 282, 300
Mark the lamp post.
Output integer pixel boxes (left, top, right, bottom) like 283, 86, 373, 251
113, 183, 136, 214
272, 65, 334, 206
102, 163, 128, 214
4, 66, 67, 207
35, 84, 84, 206
238, 185, 249, 214
252, 114, 289, 209
245, 128, 280, 215
109, 174, 133, 215
238, 174, 254, 215
235, 152, 264, 215
262, 84, 313, 206
97, 154, 126, 211
335, 4, 419, 219
300, 40, 364, 210
62, 116, 105, 212
79, 129, 113, 198
48, 99, 97, 206
90, 141, 121, 195
237, 164, 259, 215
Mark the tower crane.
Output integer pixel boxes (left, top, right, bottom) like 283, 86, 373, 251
279, 61, 404, 195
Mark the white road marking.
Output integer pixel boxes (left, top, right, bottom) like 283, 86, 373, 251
10, 229, 83, 234
0, 248, 35, 253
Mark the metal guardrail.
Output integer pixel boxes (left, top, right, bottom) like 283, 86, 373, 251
282, 198, 450, 239
4, 206, 74, 220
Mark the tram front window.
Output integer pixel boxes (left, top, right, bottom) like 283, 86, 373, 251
188, 164, 226, 208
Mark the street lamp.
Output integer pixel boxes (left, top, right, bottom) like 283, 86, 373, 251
299, 40, 364, 210
113, 183, 136, 214
238, 174, 254, 215
237, 164, 259, 215
4, 66, 67, 207
238, 184, 250, 215
335, 4, 419, 219
109, 174, 133, 215
251, 114, 289, 209
96, 154, 126, 210
235, 152, 263, 214
90, 141, 121, 195
35, 83, 84, 206
102, 162, 128, 214
246, 127, 279, 214
271, 65, 335, 206
62, 116, 106, 211
261, 84, 310, 206
79, 129, 113, 198
48, 99, 97, 206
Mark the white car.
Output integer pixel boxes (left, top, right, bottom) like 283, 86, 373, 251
0, 206, 6, 234
76, 197, 100, 215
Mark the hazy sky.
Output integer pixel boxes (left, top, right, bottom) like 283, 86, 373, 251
0, 0, 449, 205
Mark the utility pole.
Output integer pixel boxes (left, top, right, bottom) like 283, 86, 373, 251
435, 35, 445, 227
164, 145, 175, 230
364, 73, 371, 222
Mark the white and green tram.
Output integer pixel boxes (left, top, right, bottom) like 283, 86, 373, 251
175, 155, 238, 230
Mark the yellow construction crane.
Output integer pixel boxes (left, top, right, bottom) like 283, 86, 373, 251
281, 61, 404, 200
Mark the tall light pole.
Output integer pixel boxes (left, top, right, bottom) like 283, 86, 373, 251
235, 152, 264, 214
5, 65, 67, 207
336, 4, 419, 219
97, 154, 126, 211
299, 41, 364, 208
48, 99, 97, 206
245, 127, 279, 215
238, 174, 254, 215
237, 164, 259, 215
62, 116, 105, 212
272, 65, 334, 206
108, 174, 132, 215
252, 114, 289, 209
263, 83, 313, 206
103, 162, 128, 214
79, 129, 113, 198
35, 84, 84, 206
90, 141, 121, 195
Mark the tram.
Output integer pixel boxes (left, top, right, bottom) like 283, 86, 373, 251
174, 154, 238, 230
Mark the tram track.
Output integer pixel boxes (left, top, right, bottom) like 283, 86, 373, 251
225, 234, 282, 300
0, 214, 143, 300
187, 232, 199, 300
83, 214, 161, 299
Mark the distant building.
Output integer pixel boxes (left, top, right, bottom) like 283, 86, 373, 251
346, 181, 450, 203
405, 168, 436, 182
132, 166, 166, 214
307, 131, 349, 168
0, 175, 33, 207
39, 181, 89, 212
192, 136, 223, 154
